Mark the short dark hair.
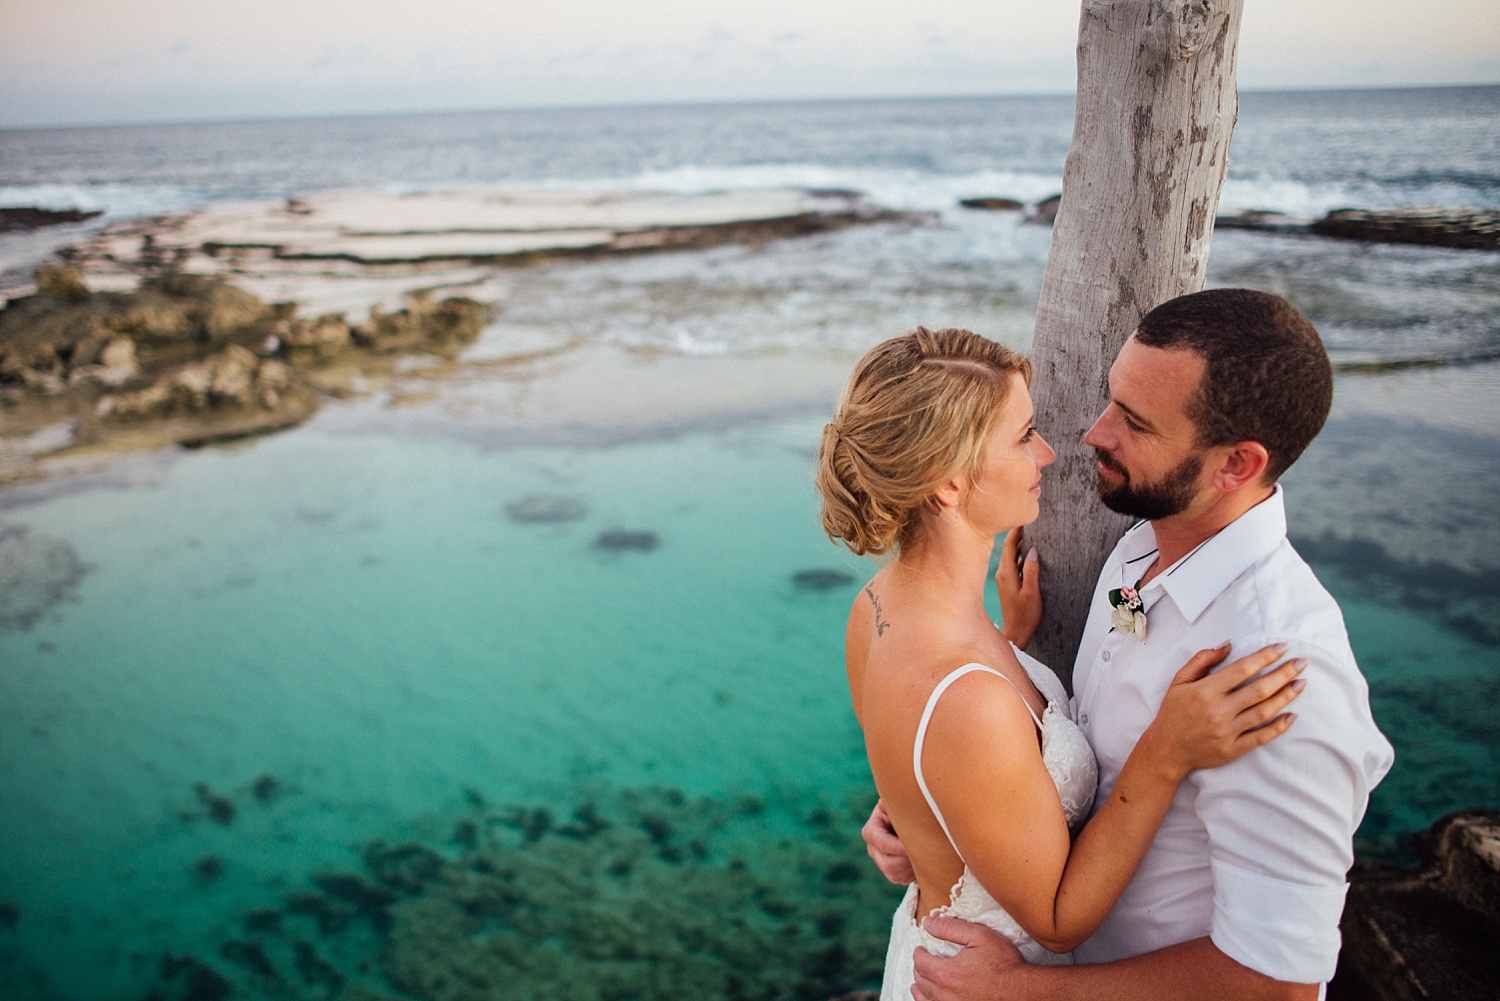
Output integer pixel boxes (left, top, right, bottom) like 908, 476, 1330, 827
1134, 288, 1332, 481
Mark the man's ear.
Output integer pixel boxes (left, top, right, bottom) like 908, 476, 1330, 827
1212, 441, 1271, 492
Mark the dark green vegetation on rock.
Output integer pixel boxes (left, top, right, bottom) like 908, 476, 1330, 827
1329, 810, 1500, 1001
143, 786, 901, 1001
0, 267, 492, 479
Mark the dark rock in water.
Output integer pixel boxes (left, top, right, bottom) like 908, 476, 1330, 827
1329, 810, 1500, 1001
194, 783, 235, 826
500, 805, 554, 842
593, 528, 660, 552
0, 207, 103, 233
792, 569, 856, 592
244, 907, 281, 933
452, 818, 479, 848
958, 197, 1024, 211
0, 901, 18, 929
312, 872, 397, 933
291, 939, 344, 989
0, 524, 92, 632
1025, 194, 1062, 227
285, 890, 355, 936
1214, 208, 1313, 233
362, 840, 443, 893
188, 784, 901, 1000
1310, 207, 1500, 251
505, 495, 586, 523
1293, 532, 1500, 648
157, 954, 233, 1001
219, 938, 281, 982
638, 811, 675, 847
557, 800, 610, 840
191, 855, 225, 884
251, 773, 279, 802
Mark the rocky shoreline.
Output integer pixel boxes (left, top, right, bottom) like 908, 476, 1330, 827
0, 187, 906, 486
35, 188, 903, 293
960, 195, 1500, 251
1331, 810, 1500, 1001
0, 266, 490, 484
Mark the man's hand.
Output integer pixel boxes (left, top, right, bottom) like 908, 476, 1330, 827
863, 799, 914, 885
996, 527, 1041, 650
912, 915, 1027, 1001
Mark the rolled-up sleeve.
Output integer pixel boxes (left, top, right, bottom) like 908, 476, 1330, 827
1209, 857, 1349, 981
1187, 640, 1393, 984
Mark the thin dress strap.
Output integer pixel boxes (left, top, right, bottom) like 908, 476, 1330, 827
913, 663, 1043, 858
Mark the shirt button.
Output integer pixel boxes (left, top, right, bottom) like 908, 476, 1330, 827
1101, 650, 1111, 662
1080, 713, 1089, 725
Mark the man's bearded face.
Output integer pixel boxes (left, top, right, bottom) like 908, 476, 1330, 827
1094, 447, 1203, 520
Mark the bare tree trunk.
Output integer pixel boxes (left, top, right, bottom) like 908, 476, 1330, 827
1026, 0, 1243, 688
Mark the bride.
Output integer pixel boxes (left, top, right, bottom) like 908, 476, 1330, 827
814, 328, 1305, 997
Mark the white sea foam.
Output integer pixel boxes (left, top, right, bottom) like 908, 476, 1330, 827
536, 162, 1065, 214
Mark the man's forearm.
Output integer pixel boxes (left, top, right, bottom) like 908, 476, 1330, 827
1021, 937, 1319, 1001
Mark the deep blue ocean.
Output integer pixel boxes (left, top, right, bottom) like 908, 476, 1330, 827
1, 88, 1498, 1000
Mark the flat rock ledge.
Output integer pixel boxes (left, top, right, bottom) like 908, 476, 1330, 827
1220, 206, 1500, 250
55, 188, 903, 283
960, 195, 1499, 251
1330, 810, 1500, 1001
1309, 208, 1500, 251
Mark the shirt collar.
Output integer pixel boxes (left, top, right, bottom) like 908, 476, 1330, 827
1128, 485, 1288, 625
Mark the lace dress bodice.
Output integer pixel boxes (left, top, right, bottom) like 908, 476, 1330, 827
880, 647, 1100, 998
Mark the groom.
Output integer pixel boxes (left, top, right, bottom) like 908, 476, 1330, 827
864, 288, 1393, 999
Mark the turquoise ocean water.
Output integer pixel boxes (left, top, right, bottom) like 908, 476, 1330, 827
2, 88, 1499, 998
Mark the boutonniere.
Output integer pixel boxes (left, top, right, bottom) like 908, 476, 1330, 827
1108, 580, 1148, 642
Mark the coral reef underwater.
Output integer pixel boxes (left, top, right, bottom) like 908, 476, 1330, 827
144, 785, 903, 1001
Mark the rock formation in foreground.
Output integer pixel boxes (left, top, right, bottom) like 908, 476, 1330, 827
0, 267, 490, 477
1330, 810, 1500, 1001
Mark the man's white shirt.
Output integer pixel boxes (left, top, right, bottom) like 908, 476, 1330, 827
1071, 486, 1393, 984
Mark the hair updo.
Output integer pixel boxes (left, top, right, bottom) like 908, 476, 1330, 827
816, 327, 1032, 557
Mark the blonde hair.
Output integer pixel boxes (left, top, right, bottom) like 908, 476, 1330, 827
817, 327, 1031, 557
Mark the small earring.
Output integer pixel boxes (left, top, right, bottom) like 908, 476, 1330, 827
952, 507, 960, 528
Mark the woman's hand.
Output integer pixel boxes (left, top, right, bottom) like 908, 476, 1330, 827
1140, 642, 1306, 781
996, 527, 1041, 649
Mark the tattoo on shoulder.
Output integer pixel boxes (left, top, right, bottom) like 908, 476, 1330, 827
865, 585, 890, 637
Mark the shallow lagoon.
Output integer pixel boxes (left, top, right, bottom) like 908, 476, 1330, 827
2, 354, 1498, 998
2, 87, 1498, 999
0, 402, 899, 998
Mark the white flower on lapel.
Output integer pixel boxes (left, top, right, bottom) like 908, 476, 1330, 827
1108, 582, 1148, 642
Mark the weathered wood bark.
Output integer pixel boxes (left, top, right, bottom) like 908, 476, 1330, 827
1026, 0, 1243, 687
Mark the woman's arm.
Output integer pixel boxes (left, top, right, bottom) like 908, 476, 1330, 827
845, 586, 877, 727
926, 645, 1304, 953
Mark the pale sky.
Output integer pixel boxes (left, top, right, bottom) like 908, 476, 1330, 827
1, 0, 1497, 128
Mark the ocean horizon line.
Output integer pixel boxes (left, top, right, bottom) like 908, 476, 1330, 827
3, 81, 1497, 136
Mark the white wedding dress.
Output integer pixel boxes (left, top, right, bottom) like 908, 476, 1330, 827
880, 648, 1099, 1000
